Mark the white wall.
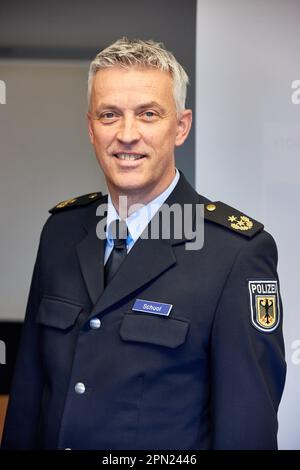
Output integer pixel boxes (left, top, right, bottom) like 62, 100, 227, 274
0, 61, 106, 321
196, 0, 300, 449
196, 0, 300, 450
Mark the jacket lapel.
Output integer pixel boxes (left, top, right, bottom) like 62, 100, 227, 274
88, 172, 206, 317
90, 236, 176, 316
76, 199, 107, 305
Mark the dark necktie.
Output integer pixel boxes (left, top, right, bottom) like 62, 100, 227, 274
104, 219, 128, 286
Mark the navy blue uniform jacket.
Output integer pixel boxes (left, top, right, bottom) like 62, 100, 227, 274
2, 173, 286, 449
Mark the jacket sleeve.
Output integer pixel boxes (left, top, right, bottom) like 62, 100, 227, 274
210, 230, 286, 449
1, 242, 44, 449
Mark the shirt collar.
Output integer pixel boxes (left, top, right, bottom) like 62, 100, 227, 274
106, 168, 180, 245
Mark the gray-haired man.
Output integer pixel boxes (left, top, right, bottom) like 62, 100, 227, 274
2, 38, 286, 450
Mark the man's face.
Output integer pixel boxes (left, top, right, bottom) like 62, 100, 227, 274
88, 66, 192, 204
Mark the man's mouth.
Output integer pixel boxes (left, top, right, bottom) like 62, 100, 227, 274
113, 153, 146, 160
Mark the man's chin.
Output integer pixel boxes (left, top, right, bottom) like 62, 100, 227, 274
111, 174, 148, 192
115, 182, 147, 195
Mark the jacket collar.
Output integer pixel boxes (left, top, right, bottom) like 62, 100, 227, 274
76, 171, 209, 314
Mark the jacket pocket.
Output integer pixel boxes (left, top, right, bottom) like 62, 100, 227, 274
120, 313, 189, 349
36, 296, 83, 329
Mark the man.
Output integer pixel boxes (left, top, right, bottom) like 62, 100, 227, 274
2, 38, 286, 450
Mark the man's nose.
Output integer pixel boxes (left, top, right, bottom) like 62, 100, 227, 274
116, 116, 141, 144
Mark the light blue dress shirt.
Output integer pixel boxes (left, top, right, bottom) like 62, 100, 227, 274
104, 168, 180, 264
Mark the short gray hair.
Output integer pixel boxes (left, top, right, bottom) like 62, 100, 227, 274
87, 37, 189, 114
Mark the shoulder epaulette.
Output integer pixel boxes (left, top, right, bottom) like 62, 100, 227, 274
204, 201, 264, 238
49, 191, 103, 214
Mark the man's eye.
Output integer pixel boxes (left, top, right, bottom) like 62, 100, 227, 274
102, 112, 115, 119
141, 111, 158, 120
97, 112, 119, 124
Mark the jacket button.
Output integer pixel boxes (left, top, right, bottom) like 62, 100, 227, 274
74, 382, 85, 394
89, 318, 101, 329
206, 203, 216, 211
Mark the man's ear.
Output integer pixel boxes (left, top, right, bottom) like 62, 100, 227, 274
87, 112, 95, 144
175, 109, 193, 147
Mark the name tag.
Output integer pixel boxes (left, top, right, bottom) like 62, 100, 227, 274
132, 299, 173, 316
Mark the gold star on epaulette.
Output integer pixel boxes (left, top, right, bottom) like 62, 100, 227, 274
204, 201, 264, 238
49, 192, 103, 214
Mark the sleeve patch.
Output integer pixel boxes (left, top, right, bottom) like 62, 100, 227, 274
248, 280, 280, 333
